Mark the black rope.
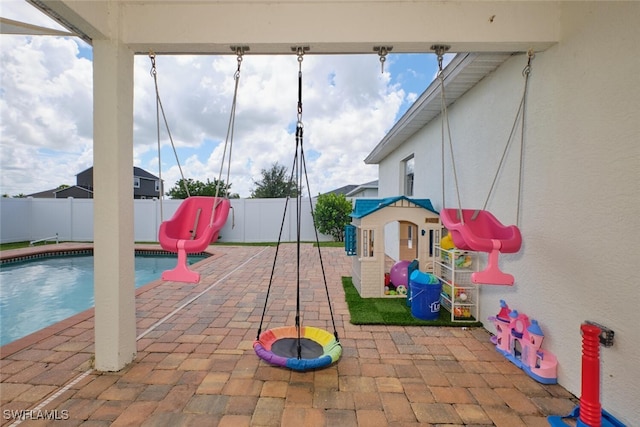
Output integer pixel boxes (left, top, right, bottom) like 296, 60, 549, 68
255, 157, 296, 340
255, 48, 341, 359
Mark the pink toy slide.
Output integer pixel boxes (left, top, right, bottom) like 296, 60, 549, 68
440, 208, 522, 285
159, 196, 230, 283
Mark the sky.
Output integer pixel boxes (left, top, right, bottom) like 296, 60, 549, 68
0, 0, 450, 198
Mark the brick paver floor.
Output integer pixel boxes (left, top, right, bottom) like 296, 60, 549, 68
1, 243, 578, 426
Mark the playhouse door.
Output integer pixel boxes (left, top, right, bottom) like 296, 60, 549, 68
399, 221, 418, 260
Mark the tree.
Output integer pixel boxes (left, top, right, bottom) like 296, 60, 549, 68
250, 162, 299, 198
313, 193, 353, 242
166, 178, 234, 199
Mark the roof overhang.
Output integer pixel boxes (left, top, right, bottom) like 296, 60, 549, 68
0, 17, 74, 36
364, 52, 513, 164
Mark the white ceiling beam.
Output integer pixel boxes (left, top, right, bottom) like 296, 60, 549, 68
32, 1, 560, 54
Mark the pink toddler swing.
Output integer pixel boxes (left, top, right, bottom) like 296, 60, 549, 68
434, 46, 532, 285
149, 49, 245, 283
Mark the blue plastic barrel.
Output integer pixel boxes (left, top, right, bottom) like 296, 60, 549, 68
409, 270, 442, 320
406, 260, 419, 307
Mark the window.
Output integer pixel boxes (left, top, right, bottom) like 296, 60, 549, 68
133, 177, 140, 188
155, 180, 161, 193
361, 229, 374, 258
403, 155, 414, 196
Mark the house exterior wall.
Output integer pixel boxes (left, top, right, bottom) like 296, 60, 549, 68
75, 167, 160, 199
134, 177, 160, 199
376, 4, 639, 422
76, 168, 93, 188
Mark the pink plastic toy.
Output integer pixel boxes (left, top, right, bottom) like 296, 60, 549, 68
489, 300, 557, 384
159, 196, 230, 283
440, 208, 522, 285
389, 260, 411, 287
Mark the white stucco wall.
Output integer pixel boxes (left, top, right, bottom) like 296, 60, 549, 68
377, 3, 639, 424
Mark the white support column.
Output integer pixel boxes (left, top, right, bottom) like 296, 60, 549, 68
92, 38, 136, 371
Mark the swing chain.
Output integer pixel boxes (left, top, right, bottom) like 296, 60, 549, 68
294, 47, 306, 125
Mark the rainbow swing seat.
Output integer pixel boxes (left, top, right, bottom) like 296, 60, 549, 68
440, 208, 522, 285
254, 326, 342, 371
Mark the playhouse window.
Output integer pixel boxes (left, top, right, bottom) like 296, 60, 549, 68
361, 229, 375, 258
403, 155, 414, 196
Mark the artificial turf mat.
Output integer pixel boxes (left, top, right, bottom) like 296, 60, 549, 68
342, 276, 483, 327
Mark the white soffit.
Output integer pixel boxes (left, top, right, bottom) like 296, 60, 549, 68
364, 52, 512, 164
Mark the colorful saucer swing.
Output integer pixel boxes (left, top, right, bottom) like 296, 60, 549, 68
253, 47, 342, 371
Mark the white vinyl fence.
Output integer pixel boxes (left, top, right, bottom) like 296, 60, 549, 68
0, 197, 334, 244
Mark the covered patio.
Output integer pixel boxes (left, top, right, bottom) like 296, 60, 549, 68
1, 243, 577, 425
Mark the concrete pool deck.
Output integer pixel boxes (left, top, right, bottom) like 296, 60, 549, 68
0, 243, 578, 426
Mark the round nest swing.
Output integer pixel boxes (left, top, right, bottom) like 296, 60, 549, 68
253, 326, 342, 371
253, 47, 342, 372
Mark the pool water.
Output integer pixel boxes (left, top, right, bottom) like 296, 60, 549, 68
0, 254, 205, 346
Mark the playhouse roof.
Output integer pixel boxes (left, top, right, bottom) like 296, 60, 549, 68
351, 196, 438, 219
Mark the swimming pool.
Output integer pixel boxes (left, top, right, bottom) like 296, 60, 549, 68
0, 252, 206, 346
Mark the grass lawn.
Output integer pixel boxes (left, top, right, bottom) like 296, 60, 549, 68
342, 276, 482, 327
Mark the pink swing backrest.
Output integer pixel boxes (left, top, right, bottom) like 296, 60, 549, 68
159, 196, 231, 253
440, 208, 522, 253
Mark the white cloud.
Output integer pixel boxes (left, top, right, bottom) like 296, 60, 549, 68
2, 32, 421, 198
0, 35, 93, 195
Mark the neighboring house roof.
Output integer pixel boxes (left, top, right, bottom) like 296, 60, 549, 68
345, 180, 378, 197
27, 185, 94, 198
76, 166, 160, 180
364, 52, 512, 165
133, 166, 159, 180
55, 185, 93, 198
26, 188, 58, 198
351, 196, 438, 218
322, 184, 358, 197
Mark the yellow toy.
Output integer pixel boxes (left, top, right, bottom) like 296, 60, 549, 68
441, 233, 455, 250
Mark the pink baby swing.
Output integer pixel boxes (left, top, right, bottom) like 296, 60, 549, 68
434, 46, 533, 285
149, 49, 245, 283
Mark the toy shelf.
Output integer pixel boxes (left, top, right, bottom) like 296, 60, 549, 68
433, 234, 480, 322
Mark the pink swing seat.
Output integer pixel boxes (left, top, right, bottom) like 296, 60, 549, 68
159, 196, 230, 283
440, 208, 522, 286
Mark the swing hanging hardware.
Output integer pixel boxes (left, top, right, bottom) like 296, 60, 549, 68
523, 48, 535, 77
229, 45, 250, 55
230, 46, 248, 77
291, 46, 310, 61
373, 46, 393, 73
148, 50, 158, 77
431, 44, 451, 74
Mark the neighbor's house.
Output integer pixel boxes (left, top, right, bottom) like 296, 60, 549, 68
364, 10, 638, 423
28, 167, 162, 199
322, 180, 378, 198
345, 180, 378, 198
